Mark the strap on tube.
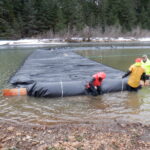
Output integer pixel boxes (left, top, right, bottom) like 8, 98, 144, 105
18, 88, 20, 96
60, 81, 63, 98
121, 79, 124, 93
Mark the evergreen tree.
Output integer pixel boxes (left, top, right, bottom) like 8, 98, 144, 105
81, 0, 98, 28
55, 6, 66, 32
21, 0, 37, 37
99, 0, 108, 33
138, 0, 150, 29
0, 0, 16, 39
117, 0, 136, 31
35, 0, 58, 35
0, 0, 150, 39
61, 0, 84, 33
105, 0, 120, 26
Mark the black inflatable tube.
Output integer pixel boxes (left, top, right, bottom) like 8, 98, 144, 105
9, 49, 129, 98
27, 79, 128, 98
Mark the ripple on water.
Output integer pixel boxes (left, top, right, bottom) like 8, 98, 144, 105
0, 89, 150, 125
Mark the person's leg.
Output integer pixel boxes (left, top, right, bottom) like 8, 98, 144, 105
85, 83, 90, 93
133, 87, 138, 92
140, 80, 145, 87
90, 85, 98, 96
86, 87, 91, 94
127, 84, 138, 92
127, 84, 132, 91
140, 74, 146, 86
145, 80, 150, 86
97, 86, 102, 95
144, 76, 150, 86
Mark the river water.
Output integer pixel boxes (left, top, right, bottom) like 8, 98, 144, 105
0, 43, 150, 125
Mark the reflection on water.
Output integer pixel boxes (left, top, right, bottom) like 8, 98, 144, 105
1, 86, 150, 125
77, 48, 150, 71
0, 47, 34, 89
125, 92, 143, 110
0, 45, 150, 125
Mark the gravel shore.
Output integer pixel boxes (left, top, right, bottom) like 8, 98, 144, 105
0, 120, 150, 150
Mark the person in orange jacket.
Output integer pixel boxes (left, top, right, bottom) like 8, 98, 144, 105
86, 72, 106, 96
122, 58, 145, 92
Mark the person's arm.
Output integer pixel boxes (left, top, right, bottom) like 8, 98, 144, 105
141, 72, 146, 80
122, 71, 131, 78
99, 77, 103, 82
89, 78, 95, 86
89, 78, 98, 96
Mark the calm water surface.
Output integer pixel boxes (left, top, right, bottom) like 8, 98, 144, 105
0, 44, 150, 125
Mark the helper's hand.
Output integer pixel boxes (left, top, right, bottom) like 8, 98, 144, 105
122, 75, 126, 78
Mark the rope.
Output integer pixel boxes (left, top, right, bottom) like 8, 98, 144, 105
60, 81, 63, 98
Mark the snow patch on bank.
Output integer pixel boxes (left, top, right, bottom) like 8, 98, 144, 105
0, 37, 150, 46
138, 37, 150, 42
0, 38, 67, 46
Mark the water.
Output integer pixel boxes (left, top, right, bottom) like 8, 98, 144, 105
1, 44, 150, 125
77, 48, 150, 71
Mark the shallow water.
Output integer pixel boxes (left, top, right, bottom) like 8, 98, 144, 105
77, 48, 150, 72
0, 43, 150, 125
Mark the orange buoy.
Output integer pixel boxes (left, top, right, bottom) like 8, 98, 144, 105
2, 88, 27, 96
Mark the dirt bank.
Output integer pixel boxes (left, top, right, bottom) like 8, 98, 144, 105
0, 120, 150, 150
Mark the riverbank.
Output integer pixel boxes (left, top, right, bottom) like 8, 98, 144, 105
0, 120, 150, 150
1, 37, 150, 46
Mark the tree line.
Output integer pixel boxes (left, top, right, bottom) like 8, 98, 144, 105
0, 0, 150, 39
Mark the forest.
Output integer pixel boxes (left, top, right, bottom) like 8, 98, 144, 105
0, 0, 150, 39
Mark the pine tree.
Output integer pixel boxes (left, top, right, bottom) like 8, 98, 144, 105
99, 0, 108, 33
55, 7, 66, 32
138, 0, 150, 29
116, 0, 136, 31
0, 0, 150, 39
0, 0, 16, 39
21, 0, 37, 37
105, 0, 120, 26
61, 0, 84, 34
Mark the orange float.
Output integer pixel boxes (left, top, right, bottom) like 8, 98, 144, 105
2, 88, 27, 96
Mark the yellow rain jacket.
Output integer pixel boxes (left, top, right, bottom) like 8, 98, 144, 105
128, 63, 145, 88
142, 59, 150, 76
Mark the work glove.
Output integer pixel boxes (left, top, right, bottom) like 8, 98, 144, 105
122, 74, 126, 78
122, 71, 131, 78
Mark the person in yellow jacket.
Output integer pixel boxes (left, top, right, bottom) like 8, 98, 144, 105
122, 58, 145, 92
141, 54, 150, 86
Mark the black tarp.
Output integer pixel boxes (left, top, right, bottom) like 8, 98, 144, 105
10, 49, 128, 98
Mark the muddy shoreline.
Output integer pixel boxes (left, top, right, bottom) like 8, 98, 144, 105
0, 120, 150, 150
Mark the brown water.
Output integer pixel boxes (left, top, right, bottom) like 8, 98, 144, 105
0, 45, 150, 125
